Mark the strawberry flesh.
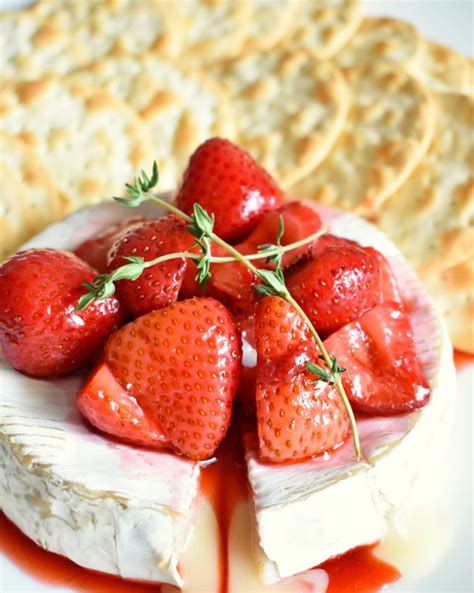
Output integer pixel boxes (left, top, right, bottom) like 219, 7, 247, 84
255, 296, 350, 462
77, 362, 169, 448
176, 138, 283, 243
324, 302, 430, 414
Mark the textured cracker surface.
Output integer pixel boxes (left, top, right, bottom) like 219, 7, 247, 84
0, 77, 156, 208
0, 162, 32, 260
73, 54, 236, 191
335, 17, 420, 68
377, 94, 474, 275
0, 132, 64, 237
215, 50, 350, 187
290, 62, 435, 214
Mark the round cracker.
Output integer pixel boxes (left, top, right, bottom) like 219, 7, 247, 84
0, 132, 65, 235
0, 162, 32, 260
377, 94, 474, 275
408, 39, 473, 95
72, 54, 236, 192
290, 62, 435, 215
335, 17, 421, 69
423, 259, 474, 354
240, 0, 297, 53
0, 77, 156, 209
214, 50, 349, 187
279, 0, 362, 60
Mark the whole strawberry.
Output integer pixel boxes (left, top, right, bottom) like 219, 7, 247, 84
256, 296, 350, 462
74, 216, 146, 272
0, 249, 124, 377
105, 297, 242, 460
287, 244, 380, 336
108, 215, 194, 318
176, 138, 283, 243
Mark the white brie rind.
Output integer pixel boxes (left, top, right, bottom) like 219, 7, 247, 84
244, 204, 456, 584
0, 197, 201, 588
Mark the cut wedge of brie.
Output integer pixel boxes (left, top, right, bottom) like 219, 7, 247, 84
0, 197, 200, 588
0, 198, 455, 589
245, 205, 455, 583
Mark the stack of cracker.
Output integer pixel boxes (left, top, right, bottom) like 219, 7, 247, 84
0, 0, 472, 352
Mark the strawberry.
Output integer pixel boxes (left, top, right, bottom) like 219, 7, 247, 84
108, 215, 194, 318
255, 296, 350, 462
176, 138, 283, 243
105, 297, 242, 460
74, 216, 146, 273
287, 243, 380, 336
0, 249, 124, 377
324, 302, 430, 414
77, 362, 168, 448
240, 201, 322, 269
363, 247, 402, 304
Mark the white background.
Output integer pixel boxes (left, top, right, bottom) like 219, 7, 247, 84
0, 1, 473, 592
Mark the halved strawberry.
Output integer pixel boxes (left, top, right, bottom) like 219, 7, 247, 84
105, 297, 242, 460
239, 201, 322, 269
108, 215, 194, 318
324, 302, 430, 414
77, 362, 169, 448
255, 296, 350, 462
74, 216, 146, 273
363, 247, 402, 304
287, 243, 380, 336
176, 138, 283, 243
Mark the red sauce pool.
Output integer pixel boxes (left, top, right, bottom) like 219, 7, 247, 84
1, 431, 400, 593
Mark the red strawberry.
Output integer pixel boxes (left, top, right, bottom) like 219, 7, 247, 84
176, 138, 283, 243
0, 249, 124, 377
313, 233, 358, 255
363, 247, 402, 304
74, 216, 146, 273
324, 302, 430, 414
239, 201, 322, 269
105, 297, 242, 460
255, 296, 350, 462
108, 215, 194, 318
287, 243, 380, 336
77, 362, 168, 448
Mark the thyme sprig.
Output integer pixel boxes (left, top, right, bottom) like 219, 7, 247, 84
79, 163, 361, 460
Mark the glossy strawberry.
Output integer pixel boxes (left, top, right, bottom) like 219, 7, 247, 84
363, 247, 402, 304
0, 249, 124, 377
287, 243, 380, 336
105, 297, 242, 460
240, 201, 322, 269
77, 362, 168, 448
324, 302, 430, 414
176, 138, 283, 243
108, 215, 194, 318
255, 296, 350, 462
74, 216, 146, 273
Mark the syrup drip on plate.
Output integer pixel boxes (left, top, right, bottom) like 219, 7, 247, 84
453, 350, 474, 372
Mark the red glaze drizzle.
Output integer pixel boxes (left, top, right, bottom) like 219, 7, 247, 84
454, 350, 474, 372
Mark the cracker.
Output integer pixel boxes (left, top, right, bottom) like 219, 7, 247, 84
214, 50, 349, 187
0, 132, 65, 237
0, 0, 183, 78
72, 54, 236, 191
0, 162, 32, 260
279, 0, 362, 60
376, 93, 474, 275
240, 0, 297, 54
0, 77, 156, 209
423, 259, 474, 354
408, 39, 473, 94
335, 17, 420, 69
289, 62, 435, 215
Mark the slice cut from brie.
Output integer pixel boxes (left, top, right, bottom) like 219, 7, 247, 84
0, 198, 200, 588
244, 205, 455, 584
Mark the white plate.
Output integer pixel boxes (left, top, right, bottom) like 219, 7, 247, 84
0, 1, 472, 592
